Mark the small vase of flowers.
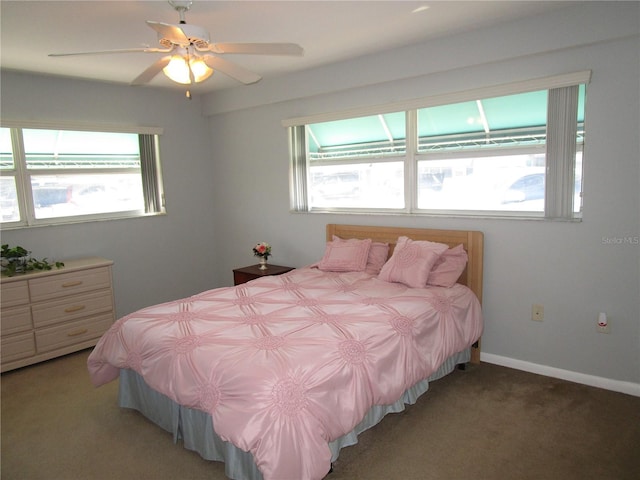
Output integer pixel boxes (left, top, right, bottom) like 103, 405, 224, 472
253, 242, 272, 270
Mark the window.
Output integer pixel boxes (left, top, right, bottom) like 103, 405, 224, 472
306, 112, 406, 209
0, 124, 164, 227
287, 72, 589, 219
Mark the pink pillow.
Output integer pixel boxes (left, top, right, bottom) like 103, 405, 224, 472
366, 242, 390, 274
317, 236, 372, 272
428, 244, 468, 287
378, 236, 448, 288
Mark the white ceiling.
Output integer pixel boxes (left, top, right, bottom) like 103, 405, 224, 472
1, 1, 574, 94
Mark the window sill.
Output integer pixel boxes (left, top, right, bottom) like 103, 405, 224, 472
292, 208, 583, 222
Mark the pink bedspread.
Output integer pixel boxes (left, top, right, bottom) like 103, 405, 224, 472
88, 267, 482, 480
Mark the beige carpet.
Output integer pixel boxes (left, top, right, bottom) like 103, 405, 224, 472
2, 349, 639, 480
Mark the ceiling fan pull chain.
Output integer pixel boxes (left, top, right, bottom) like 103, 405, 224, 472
186, 47, 196, 85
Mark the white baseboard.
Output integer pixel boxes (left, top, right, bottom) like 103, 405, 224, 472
480, 353, 640, 397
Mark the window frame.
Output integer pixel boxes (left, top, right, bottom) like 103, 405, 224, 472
285, 71, 590, 220
0, 120, 165, 229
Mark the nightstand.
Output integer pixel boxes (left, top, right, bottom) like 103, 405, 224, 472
233, 264, 295, 286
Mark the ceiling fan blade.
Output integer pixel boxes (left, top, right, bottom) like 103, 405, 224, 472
208, 43, 304, 56
146, 20, 189, 45
203, 55, 262, 85
131, 56, 172, 85
49, 47, 169, 57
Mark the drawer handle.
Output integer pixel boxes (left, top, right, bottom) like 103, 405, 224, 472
62, 280, 83, 288
64, 305, 86, 313
67, 328, 88, 337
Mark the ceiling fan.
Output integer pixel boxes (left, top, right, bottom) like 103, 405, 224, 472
48, 0, 304, 95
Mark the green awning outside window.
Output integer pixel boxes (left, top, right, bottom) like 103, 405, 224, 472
307, 86, 585, 159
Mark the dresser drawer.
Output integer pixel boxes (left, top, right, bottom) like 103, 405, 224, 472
1, 305, 32, 335
1, 280, 29, 307
1, 331, 36, 363
29, 267, 111, 302
31, 290, 114, 329
35, 313, 114, 353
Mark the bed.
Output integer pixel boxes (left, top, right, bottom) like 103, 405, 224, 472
88, 224, 484, 480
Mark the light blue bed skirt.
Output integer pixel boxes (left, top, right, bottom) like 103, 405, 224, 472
118, 348, 470, 480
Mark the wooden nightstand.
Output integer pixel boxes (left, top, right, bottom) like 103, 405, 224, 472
233, 264, 295, 286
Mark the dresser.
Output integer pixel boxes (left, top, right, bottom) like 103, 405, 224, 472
1, 257, 115, 372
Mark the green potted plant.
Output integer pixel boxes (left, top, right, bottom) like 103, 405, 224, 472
1, 244, 64, 277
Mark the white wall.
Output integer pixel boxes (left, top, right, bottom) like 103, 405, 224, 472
0, 73, 218, 318
202, 2, 640, 390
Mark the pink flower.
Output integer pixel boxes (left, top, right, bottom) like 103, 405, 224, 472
253, 242, 272, 258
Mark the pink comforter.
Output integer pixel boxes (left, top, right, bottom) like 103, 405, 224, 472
88, 267, 482, 480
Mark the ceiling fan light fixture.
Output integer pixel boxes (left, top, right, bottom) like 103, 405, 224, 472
189, 57, 214, 82
163, 54, 213, 84
163, 55, 190, 84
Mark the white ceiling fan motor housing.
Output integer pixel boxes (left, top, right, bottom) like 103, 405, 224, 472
158, 24, 211, 49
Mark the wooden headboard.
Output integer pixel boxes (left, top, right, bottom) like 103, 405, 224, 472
327, 224, 484, 363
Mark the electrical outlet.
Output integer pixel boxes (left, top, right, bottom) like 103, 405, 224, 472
531, 304, 544, 322
597, 313, 611, 334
